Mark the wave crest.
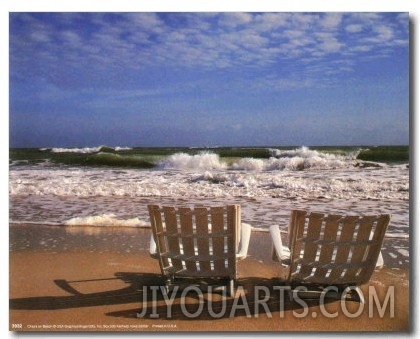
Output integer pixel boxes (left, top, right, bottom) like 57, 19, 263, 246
266, 146, 359, 170
48, 146, 132, 154
155, 147, 378, 172
158, 152, 227, 170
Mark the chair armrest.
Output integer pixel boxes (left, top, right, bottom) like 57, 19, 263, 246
376, 251, 384, 268
269, 225, 290, 263
236, 222, 252, 260
370, 230, 384, 268
149, 233, 158, 259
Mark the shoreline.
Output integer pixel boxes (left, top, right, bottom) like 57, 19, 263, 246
9, 222, 410, 269
9, 224, 410, 332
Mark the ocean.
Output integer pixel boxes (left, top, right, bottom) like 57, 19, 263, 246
9, 145, 409, 265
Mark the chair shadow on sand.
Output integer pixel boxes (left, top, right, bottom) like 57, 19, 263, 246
10, 272, 338, 320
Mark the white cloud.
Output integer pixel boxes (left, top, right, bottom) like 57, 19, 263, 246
374, 25, 394, 41
291, 13, 318, 26
233, 29, 268, 49
350, 45, 372, 52
125, 12, 164, 32
30, 30, 51, 43
251, 75, 315, 91
349, 12, 382, 24
345, 24, 363, 33
10, 12, 409, 92
253, 13, 290, 31
321, 13, 343, 29
283, 29, 306, 39
396, 12, 409, 26
61, 31, 81, 45
218, 12, 253, 28
318, 39, 342, 53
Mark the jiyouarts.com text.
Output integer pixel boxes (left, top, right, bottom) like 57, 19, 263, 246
136, 285, 395, 319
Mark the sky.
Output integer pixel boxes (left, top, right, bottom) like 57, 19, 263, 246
9, 12, 409, 148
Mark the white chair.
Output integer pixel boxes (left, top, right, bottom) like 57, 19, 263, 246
148, 204, 251, 297
270, 210, 390, 303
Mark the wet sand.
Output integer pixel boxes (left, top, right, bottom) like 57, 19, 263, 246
9, 224, 410, 332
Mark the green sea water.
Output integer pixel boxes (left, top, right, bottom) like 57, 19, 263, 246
9, 145, 409, 169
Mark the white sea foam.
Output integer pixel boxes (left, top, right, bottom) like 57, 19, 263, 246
158, 152, 227, 170
114, 147, 132, 151
232, 158, 265, 171
266, 147, 360, 170
50, 146, 103, 153
9, 163, 408, 201
397, 248, 410, 257
157, 148, 379, 172
269, 146, 361, 160
48, 146, 132, 153
64, 214, 148, 227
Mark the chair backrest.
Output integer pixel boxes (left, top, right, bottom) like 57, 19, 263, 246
148, 204, 240, 279
287, 210, 390, 286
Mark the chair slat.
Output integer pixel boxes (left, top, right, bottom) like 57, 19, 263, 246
289, 210, 305, 252
195, 207, 211, 273
372, 215, 391, 242
360, 214, 390, 281
226, 205, 239, 275
211, 206, 226, 272
163, 206, 184, 273
148, 205, 170, 270
295, 212, 323, 279
351, 215, 390, 282
327, 216, 359, 282
345, 216, 375, 278
179, 207, 197, 272
314, 214, 341, 279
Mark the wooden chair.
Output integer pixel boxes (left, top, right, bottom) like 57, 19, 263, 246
270, 210, 391, 303
148, 204, 251, 297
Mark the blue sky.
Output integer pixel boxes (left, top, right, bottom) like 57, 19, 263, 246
9, 12, 409, 147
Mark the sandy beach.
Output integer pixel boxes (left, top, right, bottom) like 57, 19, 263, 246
9, 224, 410, 332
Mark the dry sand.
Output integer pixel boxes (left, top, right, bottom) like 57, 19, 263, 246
9, 225, 410, 332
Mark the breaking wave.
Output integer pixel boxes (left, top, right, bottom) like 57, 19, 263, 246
159, 147, 376, 172
48, 146, 132, 154
11, 146, 406, 170
158, 152, 228, 170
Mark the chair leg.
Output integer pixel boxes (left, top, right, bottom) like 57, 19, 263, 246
227, 279, 235, 297
291, 285, 365, 304
343, 286, 365, 304
162, 276, 174, 296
